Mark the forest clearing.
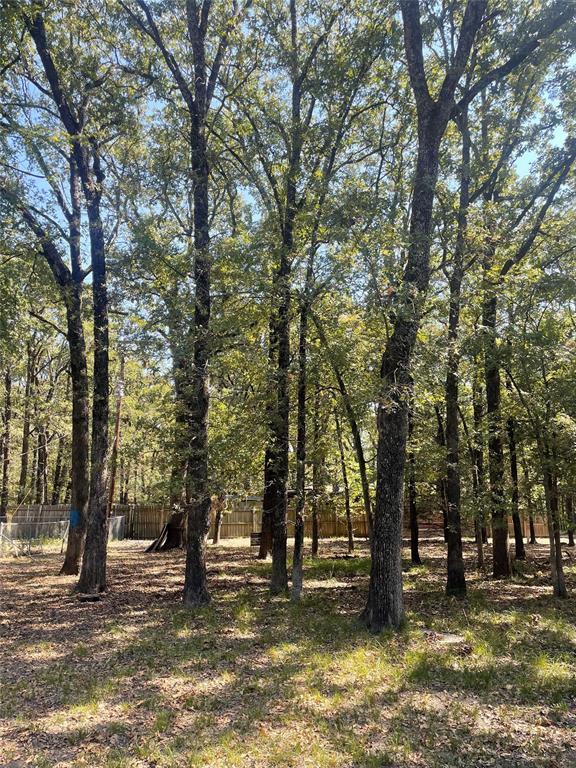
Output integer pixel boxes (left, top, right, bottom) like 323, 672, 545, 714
1, 1, 576, 765
2, 538, 576, 768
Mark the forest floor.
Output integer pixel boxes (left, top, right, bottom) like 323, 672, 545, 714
1, 537, 575, 768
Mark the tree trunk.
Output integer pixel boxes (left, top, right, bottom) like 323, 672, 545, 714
362, 119, 445, 630
51, 434, 65, 505
506, 409, 526, 559
17, 341, 35, 505
266, 232, 291, 596
542, 445, 567, 598
291, 301, 308, 601
434, 405, 449, 542
335, 412, 354, 554
362, 0, 487, 627
212, 493, 226, 545
107, 355, 124, 513
78, 164, 110, 594
471, 365, 486, 563
30, 437, 39, 505
60, 283, 91, 575
407, 407, 420, 565
443, 110, 470, 597
264, 1, 309, 592
35, 426, 48, 505
183, 116, 212, 607
310, 388, 324, 559
259, 447, 274, 559
212, 506, 223, 545
0, 370, 12, 521
566, 495, 575, 547
311, 312, 373, 537
482, 288, 511, 578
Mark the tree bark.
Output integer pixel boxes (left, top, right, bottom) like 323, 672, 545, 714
17, 341, 35, 505
471, 365, 487, 561
310, 387, 324, 558
34, 426, 47, 505
77, 158, 110, 593
443, 109, 470, 597
60, 281, 90, 575
212, 507, 223, 545
0, 370, 12, 521
259, 446, 274, 559
542, 442, 567, 598
407, 406, 420, 565
506, 405, 526, 559
566, 495, 575, 548
434, 406, 449, 542
482, 286, 511, 578
291, 300, 308, 601
183, 102, 212, 608
107, 355, 125, 514
335, 412, 354, 554
51, 434, 65, 505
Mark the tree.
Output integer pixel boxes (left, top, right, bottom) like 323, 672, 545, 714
119, 0, 251, 605
362, 0, 486, 631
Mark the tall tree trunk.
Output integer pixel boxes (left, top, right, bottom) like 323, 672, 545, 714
335, 412, 354, 554
0, 370, 12, 521
407, 406, 420, 565
119, 457, 127, 505
30, 435, 39, 505
183, 116, 212, 607
51, 434, 65, 505
472, 365, 487, 558
107, 355, 125, 513
17, 341, 34, 505
434, 405, 449, 542
212, 494, 225, 545
542, 441, 567, 598
64, 471, 72, 504
363, 135, 443, 631
266, 8, 306, 591
566, 494, 575, 548
268, 258, 290, 596
291, 300, 308, 601
506, 405, 526, 560
257, 305, 279, 556
78, 161, 110, 594
311, 312, 373, 537
310, 387, 324, 558
482, 285, 511, 578
259, 446, 275, 558
444, 109, 470, 597
362, 0, 486, 631
35, 426, 48, 505
60, 285, 90, 574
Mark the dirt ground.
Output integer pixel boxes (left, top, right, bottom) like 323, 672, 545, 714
1, 537, 575, 768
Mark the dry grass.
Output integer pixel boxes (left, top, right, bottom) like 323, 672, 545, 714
1, 537, 575, 768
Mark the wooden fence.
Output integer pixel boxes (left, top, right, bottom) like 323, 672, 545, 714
6, 500, 558, 542
116, 498, 372, 541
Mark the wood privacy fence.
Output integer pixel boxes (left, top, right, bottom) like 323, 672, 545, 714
119, 498, 371, 541
6, 500, 556, 542
106, 500, 557, 542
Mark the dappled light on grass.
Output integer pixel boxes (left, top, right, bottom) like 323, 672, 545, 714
1, 539, 576, 767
